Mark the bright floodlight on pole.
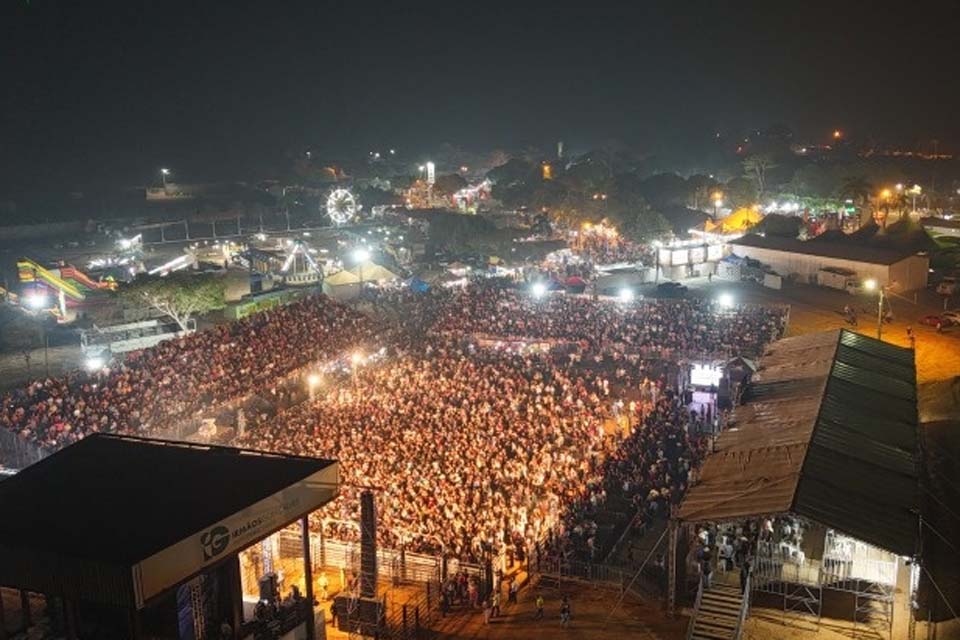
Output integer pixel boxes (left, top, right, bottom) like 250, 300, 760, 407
25, 292, 50, 310
85, 355, 105, 372
717, 292, 734, 309
352, 247, 371, 263
531, 282, 547, 299
618, 288, 635, 303
863, 278, 878, 292
307, 373, 321, 398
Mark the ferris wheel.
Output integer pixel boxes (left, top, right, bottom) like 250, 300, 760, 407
326, 188, 359, 225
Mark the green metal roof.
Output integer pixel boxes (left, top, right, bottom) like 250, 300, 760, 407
680, 329, 920, 556
792, 330, 919, 555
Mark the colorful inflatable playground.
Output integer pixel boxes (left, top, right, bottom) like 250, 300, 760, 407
15, 258, 116, 319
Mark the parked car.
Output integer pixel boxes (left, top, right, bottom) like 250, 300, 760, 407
941, 310, 960, 323
920, 315, 948, 327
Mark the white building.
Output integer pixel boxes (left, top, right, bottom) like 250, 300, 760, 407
730, 234, 929, 292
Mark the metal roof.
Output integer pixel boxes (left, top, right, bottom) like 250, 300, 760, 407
731, 233, 923, 265
0, 435, 339, 607
679, 330, 919, 556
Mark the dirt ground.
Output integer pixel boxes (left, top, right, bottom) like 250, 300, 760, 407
673, 277, 960, 385
428, 575, 685, 640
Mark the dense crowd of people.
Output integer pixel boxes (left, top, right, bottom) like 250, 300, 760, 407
2, 278, 786, 567
238, 343, 617, 562
0, 296, 373, 449
429, 287, 785, 359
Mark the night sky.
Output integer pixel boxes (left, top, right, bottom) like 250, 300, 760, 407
2, 0, 958, 191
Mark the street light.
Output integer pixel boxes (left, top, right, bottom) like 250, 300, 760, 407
160, 168, 170, 187
531, 282, 547, 299
352, 247, 371, 288
712, 192, 723, 219
307, 373, 321, 399
908, 184, 922, 214
85, 355, 105, 373
863, 278, 885, 340
24, 292, 50, 310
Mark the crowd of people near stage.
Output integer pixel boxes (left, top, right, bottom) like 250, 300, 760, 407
236, 337, 708, 563
2, 279, 785, 566
429, 286, 785, 359
0, 296, 374, 449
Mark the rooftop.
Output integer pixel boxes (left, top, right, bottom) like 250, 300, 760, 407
731, 233, 924, 265
679, 329, 919, 556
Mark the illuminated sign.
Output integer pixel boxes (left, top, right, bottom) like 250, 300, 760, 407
691, 364, 722, 387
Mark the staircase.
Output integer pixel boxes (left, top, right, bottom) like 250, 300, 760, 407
688, 582, 746, 640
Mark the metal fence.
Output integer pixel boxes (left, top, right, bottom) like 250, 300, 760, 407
0, 429, 49, 470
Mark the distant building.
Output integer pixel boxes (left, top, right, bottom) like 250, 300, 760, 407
921, 216, 960, 239
730, 234, 929, 291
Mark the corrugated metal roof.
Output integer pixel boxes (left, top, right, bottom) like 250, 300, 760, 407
731, 233, 922, 265
677, 444, 807, 522
678, 329, 920, 556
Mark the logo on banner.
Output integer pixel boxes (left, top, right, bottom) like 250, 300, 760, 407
200, 525, 230, 560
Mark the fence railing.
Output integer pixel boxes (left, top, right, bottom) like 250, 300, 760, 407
532, 555, 664, 597
0, 428, 49, 470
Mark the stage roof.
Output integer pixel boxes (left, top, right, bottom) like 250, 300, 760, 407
0, 434, 338, 608
679, 329, 919, 556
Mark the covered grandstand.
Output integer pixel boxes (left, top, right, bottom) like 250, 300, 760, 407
670, 329, 925, 639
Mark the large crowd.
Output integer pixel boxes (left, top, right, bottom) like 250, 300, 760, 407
0, 296, 373, 449
429, 287, 785, 359
2, 280, 786, 565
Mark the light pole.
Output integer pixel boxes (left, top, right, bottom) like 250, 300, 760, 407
160, 168, 170, 188
307, 373, 321, 400
864, 279, 885, 340
908, 184, 922, 215
24, 291, 51, 376
712, 192, 723, 220
352, 246, 370, 289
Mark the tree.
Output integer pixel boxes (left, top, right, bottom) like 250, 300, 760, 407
608, 195, 672, 243
724, 177, 758, 209
432, 174, 468, 197
743, 154, 777, 201
119, 273, 225, 331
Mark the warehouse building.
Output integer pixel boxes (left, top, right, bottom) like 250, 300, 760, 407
730, 234, 929, 291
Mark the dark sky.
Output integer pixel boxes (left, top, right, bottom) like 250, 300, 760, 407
2, 0, 958, 191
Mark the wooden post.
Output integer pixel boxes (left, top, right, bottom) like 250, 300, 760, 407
19, 592, 30, 629
64, 598, 78, 640
0, 588, 8, 640
667, 517, 679, 617
301, 516, 316, 640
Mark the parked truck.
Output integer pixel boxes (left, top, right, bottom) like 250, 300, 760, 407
817, 267, 863, 294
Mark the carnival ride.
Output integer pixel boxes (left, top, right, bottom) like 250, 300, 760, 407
326, 188, 359, 225
17, 258, 116, 316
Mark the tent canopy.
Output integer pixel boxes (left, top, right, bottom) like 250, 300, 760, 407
324, 269, 361, 286
678, 329, 919, 556
704, 207, 764, 234
354, 261, 398, 282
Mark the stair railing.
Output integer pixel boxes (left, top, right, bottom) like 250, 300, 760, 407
734, 571, 751, 640
686, 576, 705, 640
